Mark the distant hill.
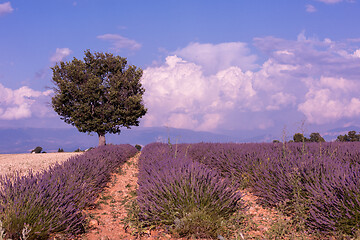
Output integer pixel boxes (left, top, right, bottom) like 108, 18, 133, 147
322, 126, 360, 141
2, 125, 353, 154
0, 127, 239, 154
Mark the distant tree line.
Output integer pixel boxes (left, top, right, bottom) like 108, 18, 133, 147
273, 130, 360, 143
292, 132, 325, 143
273, 132, 325, 143
336, 130, 360, 142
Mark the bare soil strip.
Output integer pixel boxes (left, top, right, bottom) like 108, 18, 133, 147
80, 153, 146, 240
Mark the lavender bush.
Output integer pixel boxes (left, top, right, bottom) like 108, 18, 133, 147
137, 143, 245, 238
304, 158, 360, 235
0, 144, 137, 240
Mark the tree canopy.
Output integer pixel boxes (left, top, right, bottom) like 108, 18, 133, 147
337, 130, 360, 142
51, 50, 147, 146
309, 132, 325, 143
293, 133, 306, 142
292, 132, 325, 143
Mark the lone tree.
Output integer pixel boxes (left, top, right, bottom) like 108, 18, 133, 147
51, 50, 147, 146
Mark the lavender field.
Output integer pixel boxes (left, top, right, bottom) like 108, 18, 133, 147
134, 142, 360, 239
1, 142, 360, 239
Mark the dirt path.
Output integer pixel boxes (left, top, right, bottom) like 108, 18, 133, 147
80, 153, 141, 240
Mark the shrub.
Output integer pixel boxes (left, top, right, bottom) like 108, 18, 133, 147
136, 143, 245, 239
31, 146, 42, 154
57, 148, 64, 152
135, 144, 142, 151
304, 159, 360, 236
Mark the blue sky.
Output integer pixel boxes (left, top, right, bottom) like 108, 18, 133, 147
1, 0, 360, 139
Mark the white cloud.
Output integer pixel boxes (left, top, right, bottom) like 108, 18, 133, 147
141, 56, 216, 130
319, 76, 358, 92
97, 34, 141, 51
50, 48, 72, 64
253, 59, 298, 92
0, 2, 13, 16
298, 88, 360, 124
198, 113, 222, 131
216, 67, 256, 102
266, 92, 296, 111
141, 55, 292, 132
353, 49, 360, 58
0, 84, 52, 120
306, 4, 317, 12
298, 76, 360, 124
141, 34, 360, 132
174, 42, 258, 75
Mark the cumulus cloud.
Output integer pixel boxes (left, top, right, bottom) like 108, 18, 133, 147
298, 89, 360, 124
0, 84, 52, 120
141, 54, 297, 132
319, 76, 357, 92
142, 56, 218, 131
97, 34, 141, 52
174, 42, 258, 74
0, 2, 13, 16
141, 34, 360, 132
50, 48, 72, 64
266, 92, 297, 111
298, 76, 360, 124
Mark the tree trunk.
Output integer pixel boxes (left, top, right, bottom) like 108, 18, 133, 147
98, 132, 106, 146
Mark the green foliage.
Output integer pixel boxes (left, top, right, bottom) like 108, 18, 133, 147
0, 220, 30, 240
293, 133, 306, 143
293, 132, 325, 143
51, 49, 147, 145
134, 144, 142, 151
171, 209, 229, 239
309, 132, 325, 142
31, 146, 42, 154
57, 148, 64, 152
337, 130, 360, 142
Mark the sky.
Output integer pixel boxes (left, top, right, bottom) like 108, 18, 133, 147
1, 0, 360, 139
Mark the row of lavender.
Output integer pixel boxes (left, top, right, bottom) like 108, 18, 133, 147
0, 144, 137, 240
138, 142, 360, 237
177, 142, 360, 236
137, 143, 246, 238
